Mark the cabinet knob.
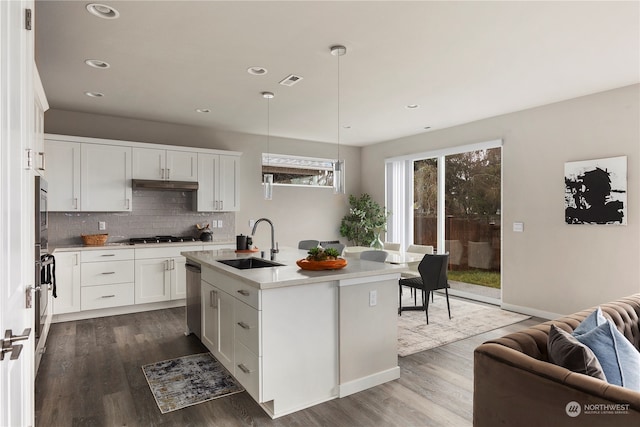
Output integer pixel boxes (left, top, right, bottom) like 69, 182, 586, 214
237, 363, 252, 374
237, 321, 251, 330
237, 289, 250, 297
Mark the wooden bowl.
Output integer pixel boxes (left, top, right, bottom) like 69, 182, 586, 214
81, 233, 109, 246
296, 258, 348, 271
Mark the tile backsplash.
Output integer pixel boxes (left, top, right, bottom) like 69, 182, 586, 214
49, 190, 235, 246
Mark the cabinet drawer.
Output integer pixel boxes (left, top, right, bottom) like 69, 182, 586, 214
233, 282, 260, 310
235, 341, 260, 402
135, 245, 202, 260
81, 260, 134, 286
81, 249, 134, 262
81, 283, 134, 310
235, 300, 260, 356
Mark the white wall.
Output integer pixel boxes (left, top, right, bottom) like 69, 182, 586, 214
44, 109, 360, 250
361, 84, 640, 317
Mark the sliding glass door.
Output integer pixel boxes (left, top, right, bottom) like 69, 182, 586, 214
387, 140, 502, 301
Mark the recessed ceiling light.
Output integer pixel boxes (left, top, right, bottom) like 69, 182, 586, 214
85, 91, 104, 98
86, 3, 120, 19
195, 108, 211, 113
85, 59, 110, 69
406, 104, 419, 109
248, 67, 268, 76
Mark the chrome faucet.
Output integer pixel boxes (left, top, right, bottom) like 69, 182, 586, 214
251, 218, 279, 260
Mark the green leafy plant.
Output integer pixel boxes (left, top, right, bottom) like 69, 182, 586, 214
306, 247, 340, 261
340, 193, 389, 246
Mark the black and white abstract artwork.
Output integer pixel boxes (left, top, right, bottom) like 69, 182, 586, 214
565, 156, 627, 225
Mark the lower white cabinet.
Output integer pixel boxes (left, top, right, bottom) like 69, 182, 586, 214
52, 251, 81, 315
134, 245, 202, 304
201, 280, 235, 370
80, 249, 134, 311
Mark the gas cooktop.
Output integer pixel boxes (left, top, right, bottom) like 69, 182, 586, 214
129, 235, 199, 244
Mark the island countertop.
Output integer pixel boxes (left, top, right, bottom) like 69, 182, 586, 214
181, 247, 404, 290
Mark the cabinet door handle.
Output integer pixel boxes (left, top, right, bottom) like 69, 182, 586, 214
220, 200, 223, 210
237, 363, 252, 374
73, 198, 78, 210
161, 168, 165, 179
209, 290, 217, 308
166, 168, 170, 180
171, 259, 175, 270
26, 148, 33, 168
38, 152, 46, 171
101, 271, 116, 275
100, 295, 116, 298
125, 198, 131, 210
74, 254, 79, 266
237, 321, 251, 330
101, 254, 116, 257
237, 289, 250, 297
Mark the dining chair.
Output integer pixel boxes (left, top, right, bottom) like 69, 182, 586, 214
401, 244, 436, 302
298, 240, 319, 250
359, 250, 388, 263
398, 253, 451, 324
383, 242, 401, 251
323, 242, 345, 256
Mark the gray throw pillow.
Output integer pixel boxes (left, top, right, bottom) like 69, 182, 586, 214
548, 324, 607, 380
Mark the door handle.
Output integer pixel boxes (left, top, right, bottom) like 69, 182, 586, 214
1, 328, 31, 361
38, 152, 46, 171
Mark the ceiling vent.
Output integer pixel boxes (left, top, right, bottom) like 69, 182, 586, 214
279, 74, 304, 87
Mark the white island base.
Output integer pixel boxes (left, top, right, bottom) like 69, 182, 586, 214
187, 249, 401, 418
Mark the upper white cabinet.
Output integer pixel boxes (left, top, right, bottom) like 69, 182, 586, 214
197, 153, 240, 212
32, 65, 49, 175
46, 140, 81, 211
132, 148, 197, 181
81, 144, 132, 212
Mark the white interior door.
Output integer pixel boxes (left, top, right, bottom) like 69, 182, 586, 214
1, 0, 36, 425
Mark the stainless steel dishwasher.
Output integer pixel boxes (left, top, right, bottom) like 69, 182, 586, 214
185, 262, 201, 339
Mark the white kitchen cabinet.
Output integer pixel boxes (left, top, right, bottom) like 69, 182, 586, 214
52, 251, 81, 315
197, 153, 240, 212
81, 144, 132, 212
45, 139, 81, 211
134, 245, 201, 303
32, 65, 49, 175
80, 248, 135, 311
201, 280, 235, 370
132, 147, 197, 181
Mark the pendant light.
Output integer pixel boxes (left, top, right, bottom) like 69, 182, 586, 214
330, 45, 346, 194
262, 91, 274, 200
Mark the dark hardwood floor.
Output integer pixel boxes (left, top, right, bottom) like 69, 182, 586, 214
35, 304, 542, 427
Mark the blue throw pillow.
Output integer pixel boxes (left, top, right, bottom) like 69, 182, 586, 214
574, 320, 640, 391
573, 307, 607, 336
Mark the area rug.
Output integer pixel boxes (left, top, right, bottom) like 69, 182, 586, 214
142, 352, 244, 414
397, 294, 530, 357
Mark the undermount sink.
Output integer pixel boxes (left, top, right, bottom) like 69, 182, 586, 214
218, 257, 284, 270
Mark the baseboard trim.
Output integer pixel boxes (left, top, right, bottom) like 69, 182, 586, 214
500, 302, 559, 320
52, 299, 185, 323
338, 366, 401, 398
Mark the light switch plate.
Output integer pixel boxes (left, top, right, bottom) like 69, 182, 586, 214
98, 221, 106, 231
217, 220, 223, 228
369, 290, 377, 307
513, 222, 524, 232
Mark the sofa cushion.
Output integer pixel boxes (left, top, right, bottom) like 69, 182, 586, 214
575, 320, 640, 391
573, 306, 607, 335
548, 324, 606, 380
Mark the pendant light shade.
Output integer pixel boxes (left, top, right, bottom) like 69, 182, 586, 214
262, 91, 274, 200
331, 45, 347, 194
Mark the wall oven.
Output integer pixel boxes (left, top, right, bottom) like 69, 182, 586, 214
35, 176, 54, 343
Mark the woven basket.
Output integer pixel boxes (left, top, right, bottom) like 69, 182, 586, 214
81, 233, 109, 246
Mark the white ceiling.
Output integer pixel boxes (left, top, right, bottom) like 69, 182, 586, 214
35, 1, 640, 146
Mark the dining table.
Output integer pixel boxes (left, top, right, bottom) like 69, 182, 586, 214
343, 246, 426, 267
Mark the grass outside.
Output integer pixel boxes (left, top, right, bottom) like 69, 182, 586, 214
448, 269, 501, 289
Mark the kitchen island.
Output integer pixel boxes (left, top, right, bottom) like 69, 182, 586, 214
182, 247, 403, 418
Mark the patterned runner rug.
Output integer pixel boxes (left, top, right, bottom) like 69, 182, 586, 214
142, 352, 244, 413
397, 294, 530, 357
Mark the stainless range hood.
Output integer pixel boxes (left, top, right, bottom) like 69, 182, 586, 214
132, 179, 199, 191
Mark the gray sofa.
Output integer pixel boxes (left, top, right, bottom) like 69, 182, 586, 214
474, 294, 640, 427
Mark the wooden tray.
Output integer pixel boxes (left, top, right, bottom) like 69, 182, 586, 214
296, 258, 348, 271
235, 248, 259, 253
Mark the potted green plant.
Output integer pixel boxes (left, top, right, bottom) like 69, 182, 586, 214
339, 193, 389, 247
